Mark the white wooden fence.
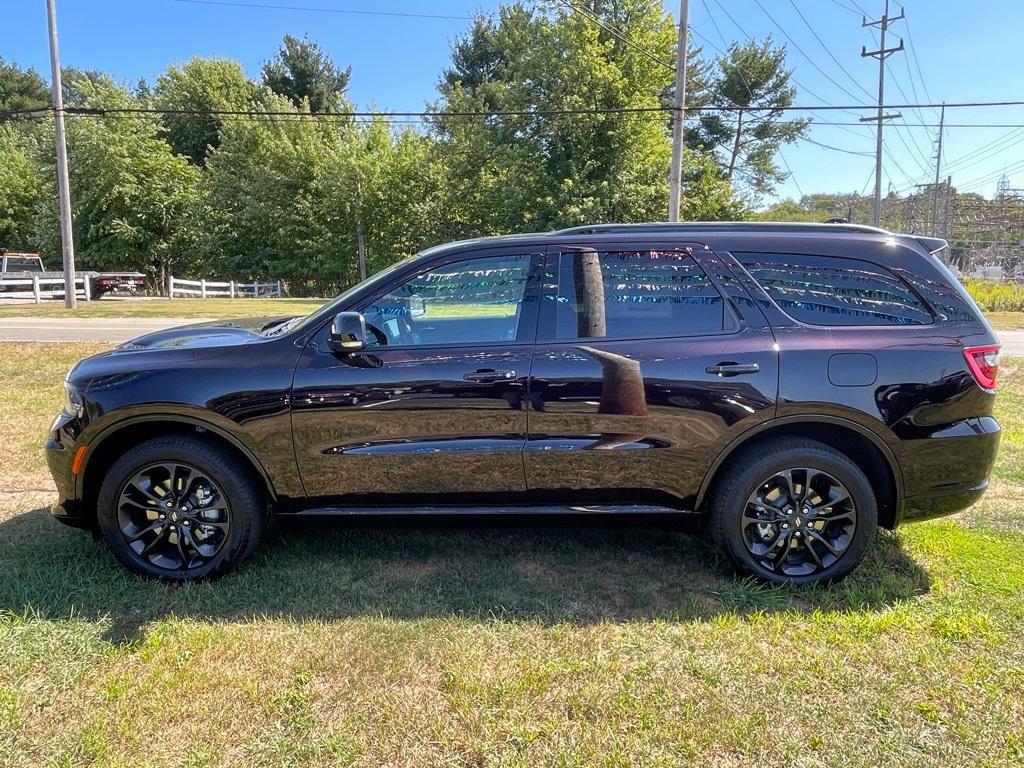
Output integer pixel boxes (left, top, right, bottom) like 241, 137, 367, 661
0, 275, 91, 302
167, 276, 282, 299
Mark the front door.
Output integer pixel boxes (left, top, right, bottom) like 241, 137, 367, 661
291, 247, 542, 505
523, 242, 778, 509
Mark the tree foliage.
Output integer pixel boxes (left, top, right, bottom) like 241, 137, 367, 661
34, 72, 201, 282
0, 125, 44, 250
154, 57, 256, 164
689, 39, 809, 198
261, 35, 351, 114
1, 19, 793, 292
0, 59, 49, 113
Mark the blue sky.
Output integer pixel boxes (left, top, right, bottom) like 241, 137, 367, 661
5, 0, 1023, 204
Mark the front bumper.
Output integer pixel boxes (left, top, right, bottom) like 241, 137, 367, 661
44, 432, 92, 531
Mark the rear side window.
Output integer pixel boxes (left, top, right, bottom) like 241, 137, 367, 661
735, 252, 932, 326
548, 249, 726, 340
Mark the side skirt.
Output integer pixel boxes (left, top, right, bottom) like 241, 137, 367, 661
291, 503, 695, 517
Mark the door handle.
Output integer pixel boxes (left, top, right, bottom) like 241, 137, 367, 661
706, 362, 760, 377
463, 368, 517, 383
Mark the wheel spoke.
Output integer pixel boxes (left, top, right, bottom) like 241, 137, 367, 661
127, 520, 163, 542
807, 529, 843, 557
139, 526, 167, 556
175, 528, 193, 569
802, 535, 824, 569
768, 530, 792, 569
814, 490, 850, 512
127, 479, 167, 505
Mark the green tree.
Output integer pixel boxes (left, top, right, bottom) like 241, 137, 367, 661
0, 125, 44, 250
261, 35, 351, 114
331, 119, 453, 276
0, 59, 49, 113
195, 95, 353, 290
690, 40, 808, 197
154, 57, 256, 164
432, 1, 740, 234
34, 72, 201, 285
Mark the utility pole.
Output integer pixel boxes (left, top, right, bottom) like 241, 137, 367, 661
667, 0, 689, 222
931, 102, 946, 235
46, 0, 77, 309
860, 0, 905, 228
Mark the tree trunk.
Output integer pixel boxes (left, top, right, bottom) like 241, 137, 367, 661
727, 109, 744, 181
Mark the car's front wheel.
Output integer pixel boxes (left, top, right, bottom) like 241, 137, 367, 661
97, 435, 265, 581
709, 437, 877, 585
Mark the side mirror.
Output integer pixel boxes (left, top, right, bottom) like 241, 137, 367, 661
328, 311, 367, 353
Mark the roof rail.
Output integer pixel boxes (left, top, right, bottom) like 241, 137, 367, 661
550, 221, 892, 236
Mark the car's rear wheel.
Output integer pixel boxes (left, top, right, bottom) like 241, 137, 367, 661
709, 438, 877, 585
97, 435, 265, 581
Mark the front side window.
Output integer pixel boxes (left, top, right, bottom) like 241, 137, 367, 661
735, 252, 932, 326
360, 253, 532, 347
547, 249, 726, 340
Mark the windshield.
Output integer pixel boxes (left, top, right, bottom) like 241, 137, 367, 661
274, 257, 415, 337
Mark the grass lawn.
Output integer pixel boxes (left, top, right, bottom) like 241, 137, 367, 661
2, 344, 1024, 766
0, 297, 327, 319
988, 311, 1024, 331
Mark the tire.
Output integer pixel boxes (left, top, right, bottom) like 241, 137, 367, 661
97, 434, 265, 581
709, 437, 877, 585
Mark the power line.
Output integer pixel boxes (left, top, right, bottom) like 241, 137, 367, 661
778, 149, 804, 197
828, 0, 862, 16
798, 135, 874, 156
553, 0, 675, 72
895, 125, 1024, 192
33, 98, 1024, 120
169, 0, 471, 20
902, 13, 935, 106
787, 0, 873, 100
750, 0, 868, 105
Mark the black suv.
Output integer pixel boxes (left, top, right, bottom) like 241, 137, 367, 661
46, 223, 1001, 584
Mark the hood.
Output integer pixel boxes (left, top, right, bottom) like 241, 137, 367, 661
117, 316, 298, 352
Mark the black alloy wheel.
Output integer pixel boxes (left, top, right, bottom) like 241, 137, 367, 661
709, 437, 877, 585
116, 462, 232, 572
741, 468, 856, 578
97, 435, 265, 581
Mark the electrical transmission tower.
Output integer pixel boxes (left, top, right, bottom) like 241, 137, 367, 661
860, 0, 905, 227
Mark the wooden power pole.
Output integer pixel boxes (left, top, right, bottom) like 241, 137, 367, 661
667, 0, 689, 222
46, 0, 78, 309
860, 0, 904, 228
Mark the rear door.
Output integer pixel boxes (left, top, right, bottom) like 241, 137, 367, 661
523, 241, 778, 508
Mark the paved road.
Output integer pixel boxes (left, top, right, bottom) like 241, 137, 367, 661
0, 317, 210, 342
2, 316, 1024, 354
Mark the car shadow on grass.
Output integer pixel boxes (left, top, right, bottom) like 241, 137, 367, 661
0, 506, 931, 644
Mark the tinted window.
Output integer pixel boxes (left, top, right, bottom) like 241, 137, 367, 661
549, 250, 725, 340
361, 254, 531, 347
736, 253, 932, 326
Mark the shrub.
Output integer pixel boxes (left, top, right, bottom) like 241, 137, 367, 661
963, 279, 1024, 312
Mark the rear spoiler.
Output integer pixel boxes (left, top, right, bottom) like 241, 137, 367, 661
915, 236, 948, 256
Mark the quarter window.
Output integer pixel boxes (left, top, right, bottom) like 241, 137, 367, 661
361, 254, 531, 347
548, 249, 726, 340
735, 252, 932, 326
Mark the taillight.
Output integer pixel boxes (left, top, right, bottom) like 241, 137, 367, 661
964, 345, 1000, 390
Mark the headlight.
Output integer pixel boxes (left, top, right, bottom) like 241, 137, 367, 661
62, 380, 84, 417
